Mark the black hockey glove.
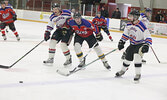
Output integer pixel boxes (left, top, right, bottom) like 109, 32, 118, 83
44, 31, 51, 41
13, 15, 17, 21
96, 33, 103, 41
118, 40, 125, 50
141, 44, 149, 53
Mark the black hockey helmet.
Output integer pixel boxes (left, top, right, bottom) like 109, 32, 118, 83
52, 3, 60, 8
128, 10, 140, 21
129, 10, 140, 16
73, 12, 82, 19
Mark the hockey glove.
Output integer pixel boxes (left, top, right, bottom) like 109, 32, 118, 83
96, 33, 103, 41
13, 15, 17, 21
44, 31, 51, 41
118, 40, 125, 50
62, 28, 67, 36
141, 44, 149, 53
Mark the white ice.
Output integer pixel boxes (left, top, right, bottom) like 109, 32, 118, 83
0, 20, 167, 100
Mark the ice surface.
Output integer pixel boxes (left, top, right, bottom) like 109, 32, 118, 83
0, 20, 167, 100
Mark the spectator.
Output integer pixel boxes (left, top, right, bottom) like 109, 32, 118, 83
159, 17, 167, 23
100, 6, 109, 18
155, 11, 163, 22
111, 8, 121, 19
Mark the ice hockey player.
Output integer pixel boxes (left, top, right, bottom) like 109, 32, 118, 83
0, 1, 20, 41
1, 0, 13, 33
43, 3, 73, 66
121, 8, 152, 63
115, 10, 152, 82
67, 12, 111, 70
92, 12, 113, 41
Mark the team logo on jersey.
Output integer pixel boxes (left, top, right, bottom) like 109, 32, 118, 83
2, 13, 9, 19
55, 16, 65, 23
130, 27, 137, 32
75, 30, 87, 35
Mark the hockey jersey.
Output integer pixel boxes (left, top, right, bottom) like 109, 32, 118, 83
92, 16, 107, 27
139, 13, 150, 28
68, 18, 99, 37
46, 9, 71, 32
121, 20, 152, 45
0, 7, 16, 23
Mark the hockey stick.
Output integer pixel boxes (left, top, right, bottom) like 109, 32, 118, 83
0, 40, 45, 69
57, 48, 118, 76
150, 46, 161, 63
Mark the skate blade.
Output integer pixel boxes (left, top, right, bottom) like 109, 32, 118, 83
43, 63, 53, 66
134, 80, 140, 84
64, 63, 72, 67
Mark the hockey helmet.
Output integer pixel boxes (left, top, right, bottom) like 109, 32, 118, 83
52, 3, 60, 9
129, 10, 140, 16
73, 12, 82, 19
128, 10, 140, 21
145, 8, 152, 13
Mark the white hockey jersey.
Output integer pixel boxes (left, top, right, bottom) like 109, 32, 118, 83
138, 13, 150, 28
121, 20, 152, 45
46, 9, 71, 32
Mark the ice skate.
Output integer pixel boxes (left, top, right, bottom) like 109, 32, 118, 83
115, 70, 125, 77
134, 74, 141, 83
2, 34, 7, 40
78, 58, 85, 68
43, 58, 54, 64
103, 61, 111, 71
16, 35, 20, 41
64, 56, 72, 66
142, 59, 146, 63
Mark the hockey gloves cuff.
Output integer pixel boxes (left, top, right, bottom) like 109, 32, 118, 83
141, 44, 149, 53
44, 31, 51, 41
118, 40, 125, 50
96, 33, 103, 41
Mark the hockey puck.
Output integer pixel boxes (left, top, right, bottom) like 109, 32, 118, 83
19, 81, 23, 83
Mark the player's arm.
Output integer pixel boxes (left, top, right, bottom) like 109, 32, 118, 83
9, 8, 17, 21
102, 18, 107, 27
92, 18, 97, 25
140, 29, 152, 53
44, 16, 55, 41
118, 27, 129, 50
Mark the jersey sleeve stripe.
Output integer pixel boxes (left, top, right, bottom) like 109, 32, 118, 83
145, 38, 152, 45
47, 26, 53, 30
121, 34, 129, 41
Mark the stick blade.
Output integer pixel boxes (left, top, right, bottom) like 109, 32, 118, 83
0, 65, 11, 69
56, 69, 70, 76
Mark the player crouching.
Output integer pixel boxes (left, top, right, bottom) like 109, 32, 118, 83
0, 1, 20, 41
68, 12, 111, 70
115, 10, 152, 82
